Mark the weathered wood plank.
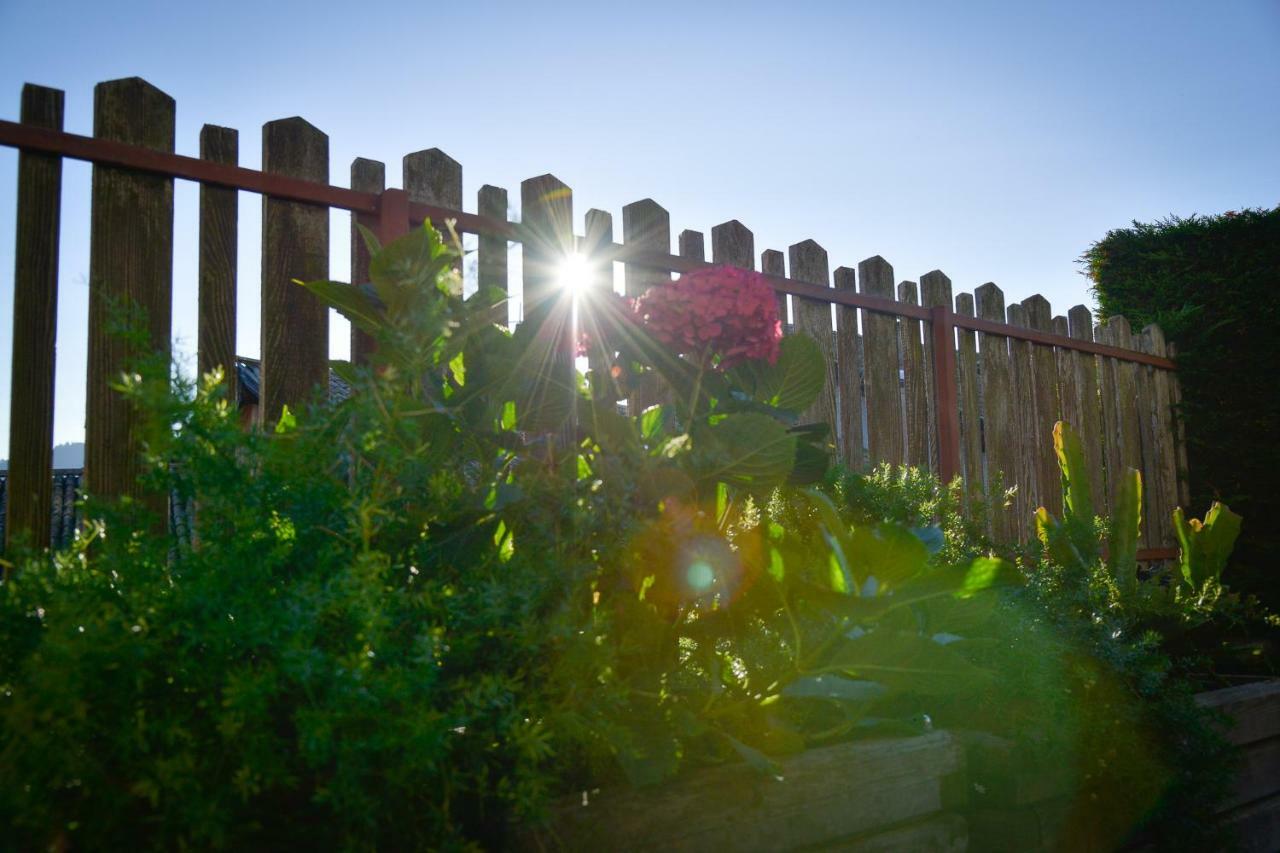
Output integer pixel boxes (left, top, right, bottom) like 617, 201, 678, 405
1140, 324, 1179, 546
1196, 680, 1280, 746
711, 219, 753, 269
1068, 305, 1107, 514
1022, 295, 1061, 516
198, 125, 238, 399
954, 293, 984, 504
1222, 738, 1280, 812
975, 283, 1017, 541
834, 266, 865, 471
584, 208, 614, 382
1220, 791, 1280, 853
520, 174, 575, 436
260, 117, 329, 427
403, 148, 462, 211
898, 281, 929, 470
790, 240, 837, 445
5, 84, 64, 552
860, 256, 904, 467
762, 249, 788, 328
1099, 316, 1143, 520
532, 733, 962, 852
477, 184, 509, 327
85, 78, 175, 504
678, 228, 705, 261
350, 157, 384, 363
832, 812, 968, 853
920, 271, 953, 478
1134, 327, 1164, 548
1005, 303, 1037, 535
622, 199, 670, 413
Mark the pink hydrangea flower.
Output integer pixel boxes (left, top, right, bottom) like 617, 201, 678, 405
632, 266, 781, 369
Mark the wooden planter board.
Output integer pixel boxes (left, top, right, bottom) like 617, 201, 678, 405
1196, 680, 1280, 852
525, 732, 964, 852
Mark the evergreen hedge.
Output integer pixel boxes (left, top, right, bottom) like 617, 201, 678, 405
1082, 206, 1280, 606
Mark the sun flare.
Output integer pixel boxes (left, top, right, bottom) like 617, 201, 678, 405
557, 253, 593, 296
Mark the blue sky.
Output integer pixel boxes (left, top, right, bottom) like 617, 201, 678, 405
1, 0, 1278, 450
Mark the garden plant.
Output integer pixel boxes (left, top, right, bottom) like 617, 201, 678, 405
0, 222, 1266, 851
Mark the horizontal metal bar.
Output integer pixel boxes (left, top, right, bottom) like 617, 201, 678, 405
0, 120, 1174, 369
955, 314, 1176, 369
0, 119, 379, 212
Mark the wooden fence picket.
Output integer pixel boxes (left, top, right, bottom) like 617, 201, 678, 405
622, 199, 670, 413
790, 240, 838, 446
520, 174, 575, 435
712, 220, 753, 269
954, 293, 984, 504
860, 256, 904, 467
761, 249, 788, 324
1099, 316, 1143, 515
678, 228, 705, 261
898, 281, 929, 470
1022, 295, 1061, 515
198, 125, 238, 399
1005, 303, 1038, 532
5, 83, 63, 550
260, 116, 328, 428
1068, 305, 1107, 514
920, 271, 953, 477
478, 184, 509, 326
834, 266, 865, 471
1138, 325, 1178, 547
350, 157, 384, 362
975, 283, 1016, 540
85, 77, 175, 505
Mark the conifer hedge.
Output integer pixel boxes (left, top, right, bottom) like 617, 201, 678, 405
1083, 206, 1280, 606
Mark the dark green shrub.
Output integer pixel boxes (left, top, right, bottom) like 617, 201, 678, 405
1083, 207, 1280, 607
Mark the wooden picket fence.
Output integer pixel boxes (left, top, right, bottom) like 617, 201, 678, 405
2, 77, 1187, 557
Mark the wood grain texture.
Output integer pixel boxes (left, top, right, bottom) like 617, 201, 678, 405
789, 240, 837, 446
859, 256, 904, 467
622, 199, 670, 413
86, 78, 175, 505
1138, 325, 1178, 546
678, 228, 705, 261
1099, 316, 1143, 519
954, 293, 984, 505
975, 283, 1016, 541
584, 209, 614, 382
711, 219, 753, 269
5, 84, 64, 551
920, 271, 953, 478
520, 174, 575, 435
761, 249, 788, 327
477, 184, 509, 327
898, 281, 929, 470
834, 266, 865, 471
350, 157, 384, 362
402, 148, 462, 211
198, 125, 238, 399
1005, 304, 1037, 534
261, 117, 329, 427
1068, 305, 1107, 514
1022, 295, 1061, 515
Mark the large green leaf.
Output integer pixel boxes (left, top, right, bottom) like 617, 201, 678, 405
847, 523, 930, 589
1174, 501, 1243, 587
296, 279, 385, 335
1109, 467, 1142, 594
739, 334, 827, 412
820, 630, 992, 695
699, 413, 796, 492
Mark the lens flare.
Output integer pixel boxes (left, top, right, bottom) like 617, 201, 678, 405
557, 253, 593, 296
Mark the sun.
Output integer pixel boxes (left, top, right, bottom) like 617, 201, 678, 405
556, 252, 593, 296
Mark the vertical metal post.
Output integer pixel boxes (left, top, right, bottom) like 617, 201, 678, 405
930, 304, 962, 485
374, 187, 410, 246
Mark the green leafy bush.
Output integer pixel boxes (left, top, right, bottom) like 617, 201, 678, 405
0, 224, 1010, 849
1083, 207, 1280, 607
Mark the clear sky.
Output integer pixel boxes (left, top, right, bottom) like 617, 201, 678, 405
1, 0, 1278, 451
